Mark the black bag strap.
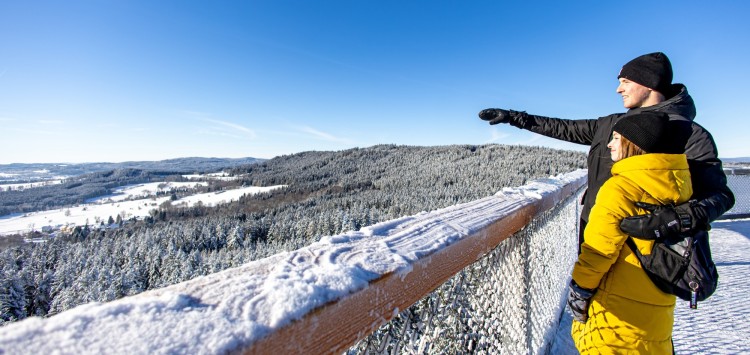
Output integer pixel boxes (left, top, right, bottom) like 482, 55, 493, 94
625, 237, 645, 261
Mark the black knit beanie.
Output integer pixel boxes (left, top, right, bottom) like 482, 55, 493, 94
618, 52, 673, 95
612, 112, 671, 153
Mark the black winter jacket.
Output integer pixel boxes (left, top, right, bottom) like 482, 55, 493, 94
508, 84, 735, 227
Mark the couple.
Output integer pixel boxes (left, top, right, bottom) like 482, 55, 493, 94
479, 52, 735, 354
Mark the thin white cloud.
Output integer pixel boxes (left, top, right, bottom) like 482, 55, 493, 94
484, 127, 510, 144
299, 126, 337, 141
188, 113, 257, 139
525, 135, 544, 144
293, 125, 352, 143
183, 110, 256, 137
204, 118, 257, 138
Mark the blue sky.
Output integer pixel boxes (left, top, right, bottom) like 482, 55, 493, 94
1, 1, 749, 164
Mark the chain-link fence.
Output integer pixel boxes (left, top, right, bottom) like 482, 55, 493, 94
723, 171, 750, 219
347, 189, 582, 354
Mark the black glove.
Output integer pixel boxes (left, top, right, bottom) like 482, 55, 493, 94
619, 201, 698, 240
567, 280, 595, 323
478, 108, 528, 126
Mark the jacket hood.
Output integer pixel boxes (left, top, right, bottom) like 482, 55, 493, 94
627, 84, 696, 122
612, 153, 693, 205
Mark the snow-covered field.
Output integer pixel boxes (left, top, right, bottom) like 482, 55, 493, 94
88, 181, 209, 203
182, 172, 238, 181
0, 182, 285, 236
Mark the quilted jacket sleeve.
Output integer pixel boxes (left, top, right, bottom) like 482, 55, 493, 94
572, 177, 638, 290
510, 113, 602, 146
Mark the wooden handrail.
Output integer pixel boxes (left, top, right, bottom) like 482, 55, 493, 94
243, 172, 586, 353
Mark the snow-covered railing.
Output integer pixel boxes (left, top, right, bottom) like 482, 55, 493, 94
0, 170, 587, 354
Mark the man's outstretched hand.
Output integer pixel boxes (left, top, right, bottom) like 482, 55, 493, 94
620, 201, 697, 240
478, 108, 527, 125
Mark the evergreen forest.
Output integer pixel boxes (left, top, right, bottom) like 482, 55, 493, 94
0, 144, 586, 325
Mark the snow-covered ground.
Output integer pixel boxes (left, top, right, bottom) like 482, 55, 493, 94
88, 181, 209, 203
0, 183, 285, 236
551, 218, 750, 354
182, 172, 238, 181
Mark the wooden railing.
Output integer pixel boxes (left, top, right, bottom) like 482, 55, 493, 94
0, 170, 587, 354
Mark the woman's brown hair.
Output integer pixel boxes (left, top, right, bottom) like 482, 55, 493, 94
619, 134, 646, 160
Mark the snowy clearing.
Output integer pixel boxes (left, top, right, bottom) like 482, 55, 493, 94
88, 181, 209, 203
183, 172, 238, 181
0, 184, 285, 236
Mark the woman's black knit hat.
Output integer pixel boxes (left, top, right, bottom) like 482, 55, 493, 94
613, 112, 671, 153
618, 52, 673, 95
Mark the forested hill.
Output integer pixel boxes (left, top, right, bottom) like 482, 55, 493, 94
226, 144, 585, 217
0, 144, 585, 326
0, 157, 265, 183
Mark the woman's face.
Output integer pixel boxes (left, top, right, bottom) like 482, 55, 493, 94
608, 131, 623, 161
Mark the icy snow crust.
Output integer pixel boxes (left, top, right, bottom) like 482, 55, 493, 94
0, 170, 586, 354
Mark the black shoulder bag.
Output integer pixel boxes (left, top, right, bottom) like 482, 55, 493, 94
625, 229, 719, 309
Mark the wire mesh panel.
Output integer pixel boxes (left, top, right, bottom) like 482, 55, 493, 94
724, 174, 750, 217
348, 190, 582, 354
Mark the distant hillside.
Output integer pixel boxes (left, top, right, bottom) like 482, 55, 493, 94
723, 157, 750, 164
0, 157, 265, 184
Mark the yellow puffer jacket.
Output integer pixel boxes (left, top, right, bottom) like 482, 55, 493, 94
571, 153, 692, 354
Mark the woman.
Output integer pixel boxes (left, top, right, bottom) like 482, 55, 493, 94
568, 111, 691, 354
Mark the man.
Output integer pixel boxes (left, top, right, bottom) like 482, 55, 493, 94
478, 52, 734, 247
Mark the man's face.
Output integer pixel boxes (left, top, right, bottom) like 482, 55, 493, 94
616, 78, 652, 109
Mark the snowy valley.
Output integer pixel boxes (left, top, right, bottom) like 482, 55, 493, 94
0, 174, 285, 237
